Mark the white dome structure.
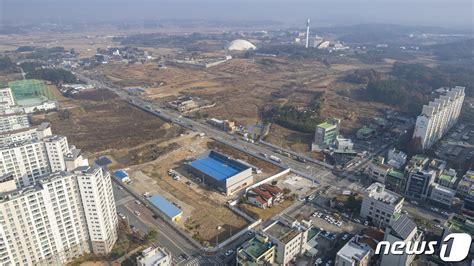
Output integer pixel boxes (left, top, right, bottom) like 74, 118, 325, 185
227, 39, 256, 51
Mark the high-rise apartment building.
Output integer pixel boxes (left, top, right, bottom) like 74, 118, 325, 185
0, 133, 87, 187
0, 88, 15, 106
75, 166, 118, 254
0, 107, 117, 263
0, 172, 91, 265
413, 86, 465, 150
0, 113, 30, 133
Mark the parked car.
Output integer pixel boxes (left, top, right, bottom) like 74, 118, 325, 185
225, 250, 234, 256
134, 211, 141, 216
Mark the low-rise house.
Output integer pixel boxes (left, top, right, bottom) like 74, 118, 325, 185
247, 184, 284, 209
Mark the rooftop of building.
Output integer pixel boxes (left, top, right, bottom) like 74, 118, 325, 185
389, 214, 417, 240
388, 169, 405, 179
189, 150, 250, 181
432, 183, 456, 195
365, 182, 403, 205
318, 121, 337, 130
264, 221, 300, 244
357, 126, 375, 134
238, 236, 274, 259
137, 246, 169, 266
148, 193, 182, 219
337, 236, 372, 262
0, 171, 72, 202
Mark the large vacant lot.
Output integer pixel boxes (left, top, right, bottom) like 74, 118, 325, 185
31, 90, 183, 157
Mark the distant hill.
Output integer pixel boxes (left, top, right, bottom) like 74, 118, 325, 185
428, 38, 474, 61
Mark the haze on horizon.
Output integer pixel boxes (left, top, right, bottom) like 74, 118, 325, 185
0, 0, 473, 29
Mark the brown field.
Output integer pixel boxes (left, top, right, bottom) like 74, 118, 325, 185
30, 90, 183, 157
95, 56, 394, 155
239, 199, 295, 221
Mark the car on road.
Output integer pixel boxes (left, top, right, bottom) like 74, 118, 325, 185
353, 218, 362, 224
430, 207, 440, 212
364, 220, 369, 226
441, 211, 449, 216
225, 250, 234, 256
118, 213, 126, 220
135, 200, 141, 205
179, 254, 189, 261
134, 211, 141, 216
342, 233, 350, 241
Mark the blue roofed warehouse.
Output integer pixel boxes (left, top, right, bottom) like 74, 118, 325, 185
148, 193, 183, 222
187, 150, 253, 195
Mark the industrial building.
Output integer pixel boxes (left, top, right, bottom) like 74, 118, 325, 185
148, 193, 183, 222
360, 183, 404, 228
413, 86, 465, 150
187, 150, 253, 196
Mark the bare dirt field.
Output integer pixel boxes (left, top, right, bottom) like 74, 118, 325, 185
30, 90, 184, 156
96, 56, 393, 155
239, 199, 294, 221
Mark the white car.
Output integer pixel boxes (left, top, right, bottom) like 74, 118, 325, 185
312, 212, 319, 217
315, 258, 323, 265
225, 250, 234, 256
134, 211, 141, 216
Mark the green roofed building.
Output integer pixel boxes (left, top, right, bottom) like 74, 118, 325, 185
313, 118, 340, 151
438, 169, 458, 189
237, 234, 275, 266
8, 79, 55, 106
386, 169, 407, 194
356, 126, 375, 140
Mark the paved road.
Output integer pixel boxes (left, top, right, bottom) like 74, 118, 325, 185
113, 184, 223, 265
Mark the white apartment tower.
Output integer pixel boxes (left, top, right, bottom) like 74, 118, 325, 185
0, 88, 15, 106
0, 113, 30, 133
0, 172, 91, 265
75, 166, 118, 254
413, 86, 465, 150
0, 134, 87, 187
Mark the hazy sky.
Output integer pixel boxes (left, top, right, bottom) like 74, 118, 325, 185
1, 0, 473, 29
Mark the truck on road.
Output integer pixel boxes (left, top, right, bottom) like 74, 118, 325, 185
269, 155, 282, 163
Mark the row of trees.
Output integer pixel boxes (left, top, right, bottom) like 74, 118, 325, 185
264, 105, 321, 133
26, 68, 78, 85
